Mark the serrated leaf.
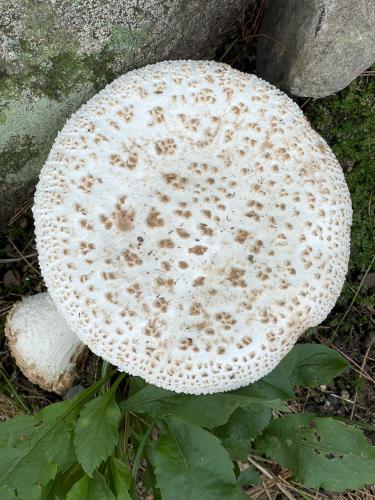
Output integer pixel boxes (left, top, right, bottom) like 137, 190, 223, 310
215, 405, 272, 459
0, 371, 115, 498
74, 389, 121, 476
122, 384, 287, 428
237, 466, 261, 487
66, 470, 116, 500
150, 417, 245, 500
255, 413, 375, 492
0, 400, 77, 498
108, 457, 131, 500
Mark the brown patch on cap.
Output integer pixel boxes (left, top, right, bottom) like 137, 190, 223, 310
188, 245, 208, 256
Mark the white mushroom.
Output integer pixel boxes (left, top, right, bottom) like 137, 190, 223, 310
5, 293, 85, 394
33, 60, 352, 394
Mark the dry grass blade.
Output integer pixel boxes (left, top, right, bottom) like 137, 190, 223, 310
244, 33, 297, 60
334, 254, 375, 336
0, 394, 21, 421
0, 304, 14, 316
247, 456, 296, 500
350, 335, 375, 419
0, 253, 38, 264
317, 336, 375, 384
6, 237, 40, 276
7, 200, 33, 226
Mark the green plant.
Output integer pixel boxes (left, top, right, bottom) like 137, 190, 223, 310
0, 343, 374, 499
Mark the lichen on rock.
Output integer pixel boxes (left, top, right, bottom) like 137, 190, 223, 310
0, 0, 248, 230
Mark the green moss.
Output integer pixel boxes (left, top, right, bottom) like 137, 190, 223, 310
305, 72, 374, 350
346, 164, 374, 271
306, 73, 375, 273
0, 135, 40, 178
1, 6, 150, 102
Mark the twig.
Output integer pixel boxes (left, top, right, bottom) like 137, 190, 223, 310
317, 336, 375, 384
333, 254, 375, 336
350, 336, 375, 419
300, 98, 312, 110
218, 36, 240, 62
262, 481, 273, 500
7, 237, 40, 276
368, 192, 373, 229
7, 200, 33, 226
301, 388, 311, 411
0, 304, 13, 316
0, 253, 38, 264
248, 456, 296, 500
243, 33, 297, 60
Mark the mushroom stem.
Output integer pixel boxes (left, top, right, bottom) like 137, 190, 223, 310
5, 292, 86, 395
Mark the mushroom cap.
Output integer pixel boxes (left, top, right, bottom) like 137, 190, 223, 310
33, 60, 352, 394
5, 293, 86, 395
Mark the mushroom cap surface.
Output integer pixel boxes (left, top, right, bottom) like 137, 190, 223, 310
5, 293, 85, 394
33, 60, 352, 394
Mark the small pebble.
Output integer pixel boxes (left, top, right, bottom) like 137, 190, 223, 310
341, 390, 350, 400
3, 269, 21, 287
64, 384, 85, 400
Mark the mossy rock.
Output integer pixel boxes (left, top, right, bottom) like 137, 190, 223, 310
0, 0, 247, 231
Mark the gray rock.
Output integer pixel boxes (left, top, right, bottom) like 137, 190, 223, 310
0, 0, 250, 231
256, 0, 375, 98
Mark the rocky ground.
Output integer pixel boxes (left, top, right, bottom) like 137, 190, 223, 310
0, 3, 374, 498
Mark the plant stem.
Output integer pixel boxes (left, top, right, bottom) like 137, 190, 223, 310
131, 422, 154, 498
0, 364, 29, 413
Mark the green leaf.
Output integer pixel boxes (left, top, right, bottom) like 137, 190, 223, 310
0, 400, 77, 498
108, 457, 131, 500
66, 470, 116, 500
141, 459, 162, 500
238, 343, 348, 402
237, 466, 261, 487
215, 405, 272, 459
0, 415, 39, 448
0, 485, 16, 499
282, 344, 348, 388
150, 417, 245, 500
256, 413, 375, 492
0, 371, 116, 498
55, 464, 85, 499
122, 384, 287, 428
74, 387, 121, 476
219, 438, 251, 461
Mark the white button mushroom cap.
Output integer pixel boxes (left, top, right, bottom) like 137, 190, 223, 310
5, 293, 85, 394
33, 60, 352, 394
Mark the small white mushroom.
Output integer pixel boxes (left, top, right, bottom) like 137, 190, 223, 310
5, 293, 85, 395
32, 60, 352, 394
